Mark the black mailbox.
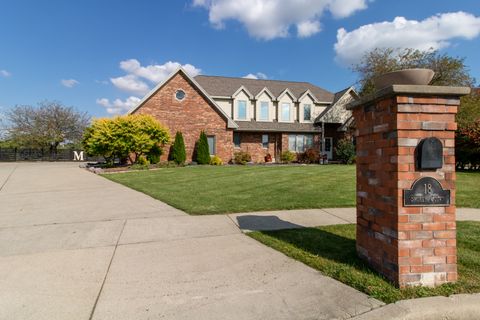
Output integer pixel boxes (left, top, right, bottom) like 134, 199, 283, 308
416, 137, 443, 170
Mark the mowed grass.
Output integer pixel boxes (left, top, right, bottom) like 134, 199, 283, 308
248, 221, 480, 303
103, 165, 356, 214
457, 171, 480, 208
103, 165, 480, 214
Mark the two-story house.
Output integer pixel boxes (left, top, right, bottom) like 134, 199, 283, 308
129, 68, 356, 163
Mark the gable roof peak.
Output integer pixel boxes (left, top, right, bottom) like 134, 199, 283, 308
127, 67, 238, 129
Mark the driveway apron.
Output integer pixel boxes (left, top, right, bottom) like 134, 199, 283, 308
0, 162, 382, 320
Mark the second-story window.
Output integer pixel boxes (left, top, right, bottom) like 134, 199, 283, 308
259, 101, 269, 121
281, 103, 291, 121
237, 100, 247, 120
303, 104, 311, 121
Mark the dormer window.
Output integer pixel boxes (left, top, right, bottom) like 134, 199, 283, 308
259, 101, 269, 121
281, 103, 291, 121
303, 104, 311, 121
237, 100, 247, 120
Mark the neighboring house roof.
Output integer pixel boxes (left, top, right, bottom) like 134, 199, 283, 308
194, 75, 334, 102
235, 120, 319, 133
128, 68, 238, 129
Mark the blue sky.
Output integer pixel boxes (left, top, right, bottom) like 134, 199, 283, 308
0, 0, 479, 117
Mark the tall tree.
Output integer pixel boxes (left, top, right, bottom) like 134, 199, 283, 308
352, 48, 475, 96
196, 131, 211, 165
170, 131, 186, 164
5, 101, 90, 153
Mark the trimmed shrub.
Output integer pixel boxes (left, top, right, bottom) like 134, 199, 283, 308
196, 131, 211, 164
335, 138, 356, 164
146, 144, 162, 164
135, 155, 150, 166
82, 114, 169, 165
299, 148, 320, 164
210, 155, 223, 165
281, 150, 296, 163
170, 131, 186, 164
234, 151, 252, 165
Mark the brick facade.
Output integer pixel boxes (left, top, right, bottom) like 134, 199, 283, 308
236, 132, 281, 163
132, 70, 348, 164
351, 86, 467, 288
133, 72, 234, 163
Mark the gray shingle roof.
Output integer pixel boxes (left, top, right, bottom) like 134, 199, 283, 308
235, 120, 319, 133
194, 75, 334, 102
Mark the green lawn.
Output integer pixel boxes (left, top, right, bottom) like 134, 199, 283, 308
248, 221, 480, 303
103, 165, 356, 214
457, 171, 480, 208
103, 165, 480, 214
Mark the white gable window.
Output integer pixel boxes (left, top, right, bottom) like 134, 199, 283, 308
237, 100, 247, 120
259, 101, 269, 121
303, 104, 311, 121
281, 103, 291, 121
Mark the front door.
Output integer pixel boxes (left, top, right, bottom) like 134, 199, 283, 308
325, 137, 333, 160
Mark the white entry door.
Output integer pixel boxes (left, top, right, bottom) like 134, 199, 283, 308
325, 137, 333, 160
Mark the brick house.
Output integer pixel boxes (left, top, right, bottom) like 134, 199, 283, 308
129, 68, 357, 163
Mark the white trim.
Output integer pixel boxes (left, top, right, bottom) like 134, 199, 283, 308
211, 95, 233, 99
254, 87, 275, 100
277, 88, 297, 101
127, 67, 238, 129
232, 85, 254, 99
174, 89, 186, 102
298, 89, 319, 103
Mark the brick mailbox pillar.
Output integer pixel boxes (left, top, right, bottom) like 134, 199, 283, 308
349, 85, 470, 288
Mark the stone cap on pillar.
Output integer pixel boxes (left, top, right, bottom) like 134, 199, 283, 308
347, 85, 471, 110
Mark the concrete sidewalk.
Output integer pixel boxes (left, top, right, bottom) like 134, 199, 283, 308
0, 163, 382, 320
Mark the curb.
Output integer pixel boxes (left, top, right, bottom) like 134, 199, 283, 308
348, 293, 480, 320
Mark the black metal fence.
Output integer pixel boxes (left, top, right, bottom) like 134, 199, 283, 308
0, 148, 102, 162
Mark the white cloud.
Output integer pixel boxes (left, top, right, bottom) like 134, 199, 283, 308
0, 70, 11, 77
96, 96, 141, 115
334, 11, 480, 65
61, 79, 79, 88
110, 74, 150, 96
110, 59, 201, 95
193, 0, 368, 39
297, 20, 322, 38
243, 72, 268, 80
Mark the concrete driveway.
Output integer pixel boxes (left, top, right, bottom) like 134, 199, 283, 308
0, 162, 382, 320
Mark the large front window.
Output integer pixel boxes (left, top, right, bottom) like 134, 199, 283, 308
237, 100, 247, 120
260, 101, 269, 121
281, 103, 290, 121
288, 134, 313, 153
303, 104, 311, 121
